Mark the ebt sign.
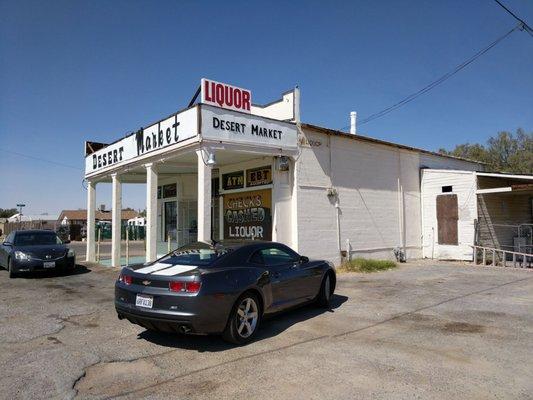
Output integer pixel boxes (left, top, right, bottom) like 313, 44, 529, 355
201, 78, 251, 113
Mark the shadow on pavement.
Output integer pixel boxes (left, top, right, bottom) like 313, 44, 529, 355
137, 294, 348, 352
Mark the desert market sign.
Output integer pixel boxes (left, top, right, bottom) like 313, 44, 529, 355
85, 107, 198, 174
201, 105, 297, 150
224, 189, 272, 241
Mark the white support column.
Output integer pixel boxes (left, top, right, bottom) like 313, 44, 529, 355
111, 173, 122, 267
145, 163, 158, 262
86, 180, 96, 262
197, 150, 212, 242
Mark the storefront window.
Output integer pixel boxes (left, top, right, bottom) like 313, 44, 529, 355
163, 183, 177, 198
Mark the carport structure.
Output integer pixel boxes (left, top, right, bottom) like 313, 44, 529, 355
475, 172, 533, 265
84, 98, 299, 267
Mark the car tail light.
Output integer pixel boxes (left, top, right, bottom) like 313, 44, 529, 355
169, 280, 201, 293
119, 274, 133, 285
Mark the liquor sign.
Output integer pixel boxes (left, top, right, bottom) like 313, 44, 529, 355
222, 171, 244, 190
201, 78, 252, 113
246, 166, 272, 187
223, 189, 272, 241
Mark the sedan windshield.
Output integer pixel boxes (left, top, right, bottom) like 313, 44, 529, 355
160, 242, 231, 266
15, 232, 62, 246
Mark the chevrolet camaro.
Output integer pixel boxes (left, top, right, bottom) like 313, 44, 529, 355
115, 241, 335, 344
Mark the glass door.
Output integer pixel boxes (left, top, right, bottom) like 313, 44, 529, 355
164, 201, 177, 242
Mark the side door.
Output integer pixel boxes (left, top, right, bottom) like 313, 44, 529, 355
253, 245, 306, 310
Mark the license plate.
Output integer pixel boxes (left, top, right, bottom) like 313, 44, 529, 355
135, 294, 153, 309
43, 261, 55, 269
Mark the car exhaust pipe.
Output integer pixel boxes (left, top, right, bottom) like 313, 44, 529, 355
179, 325, 191, 334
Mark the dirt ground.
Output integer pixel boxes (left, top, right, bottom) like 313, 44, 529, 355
0, 261, 531, 399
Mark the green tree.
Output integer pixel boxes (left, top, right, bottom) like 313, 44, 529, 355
0, 208, 18, 218
439, 128, 532, 174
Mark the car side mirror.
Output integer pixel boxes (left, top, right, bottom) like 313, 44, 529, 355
299, 255, 309, 264
3, 241, 12, 246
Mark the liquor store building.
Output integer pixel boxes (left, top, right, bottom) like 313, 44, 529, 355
84, 79, 484, 267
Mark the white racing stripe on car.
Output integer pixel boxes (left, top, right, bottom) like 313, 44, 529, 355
135, 262, 174, 274
152, 265, 197, 276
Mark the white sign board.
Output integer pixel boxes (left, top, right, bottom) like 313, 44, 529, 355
85, 107, 198, 175
200, 105, 297, 150
201, 78, 252, 114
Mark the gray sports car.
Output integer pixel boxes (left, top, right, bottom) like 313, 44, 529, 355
115, 241, 336, 344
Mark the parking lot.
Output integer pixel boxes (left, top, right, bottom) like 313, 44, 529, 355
0, 261, 531, 399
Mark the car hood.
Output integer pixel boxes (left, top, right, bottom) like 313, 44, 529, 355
15, 245, 68, 259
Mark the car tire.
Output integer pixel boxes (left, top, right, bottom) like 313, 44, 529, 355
222, 292, 261, 345
7, 257, 16, 279
316, 272, 333, 308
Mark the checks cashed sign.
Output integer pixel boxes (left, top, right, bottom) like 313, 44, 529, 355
224, 189, 272, 241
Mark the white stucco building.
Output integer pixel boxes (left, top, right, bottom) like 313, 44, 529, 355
84, 78, 499, 267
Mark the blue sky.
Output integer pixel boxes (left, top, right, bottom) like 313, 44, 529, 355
1, 0, 532, 215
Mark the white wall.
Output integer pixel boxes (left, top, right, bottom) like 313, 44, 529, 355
421, 169, 477, 260
296, 128, 482, 265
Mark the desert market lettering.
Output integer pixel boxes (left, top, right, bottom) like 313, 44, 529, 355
212, 117, 283, 140
135, 120, 181, 156
92, 147, 124, 169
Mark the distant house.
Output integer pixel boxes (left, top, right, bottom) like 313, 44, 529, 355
127, 216, 146, 226
58, 209, 139, 226
7, 213, 59, 223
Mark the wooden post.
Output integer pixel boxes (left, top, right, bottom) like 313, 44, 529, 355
96, 228, 101, 263
126, 228, 129, 266
492, 249, 496, 266
502, 251, 507, 267
513, 253, 516, 268
473, 246, 478, 265
482, 248, 486, 265
523, 253, 527, 268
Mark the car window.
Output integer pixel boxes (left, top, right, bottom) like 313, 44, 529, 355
159, 242, 232, 266
255, 247, 298, 266
249, 250, 265, 265
14, 232, 62, 246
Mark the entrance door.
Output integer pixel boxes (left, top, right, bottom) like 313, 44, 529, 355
164, 201, 177, 242
436, 194, 458, 245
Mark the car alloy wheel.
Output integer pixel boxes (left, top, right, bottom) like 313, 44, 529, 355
223, 293, 261, 344
236, 297, 258, 339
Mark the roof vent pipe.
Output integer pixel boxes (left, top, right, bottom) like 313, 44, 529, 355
350, 111, 357, 135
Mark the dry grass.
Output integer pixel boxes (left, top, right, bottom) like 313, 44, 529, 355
338, 258, 397, 273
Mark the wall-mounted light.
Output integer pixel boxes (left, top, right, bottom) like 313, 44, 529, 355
206, 152, 217, 166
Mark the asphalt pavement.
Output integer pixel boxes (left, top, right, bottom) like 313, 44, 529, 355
0, 261, 531, 399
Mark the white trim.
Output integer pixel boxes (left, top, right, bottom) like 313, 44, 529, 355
476, 187, 513, 194
476, 172, 533, 180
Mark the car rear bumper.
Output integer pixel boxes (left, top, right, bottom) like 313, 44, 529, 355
11, 257, 75, 272
115, 284, 233, 334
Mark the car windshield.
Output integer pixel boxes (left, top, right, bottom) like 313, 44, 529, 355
159, 242, 232, 266
14, 232, 62, 246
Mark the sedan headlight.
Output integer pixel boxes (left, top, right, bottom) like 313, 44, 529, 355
14, 251, 31, 261
67, 249, 75, 257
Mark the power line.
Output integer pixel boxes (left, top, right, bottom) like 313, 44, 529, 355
493, 0, 533, 36
0, 148, 82, 171
340, 24, 522, 130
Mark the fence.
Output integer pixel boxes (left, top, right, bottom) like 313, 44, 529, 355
2, 221, 59, 236
472, 245, 533, 268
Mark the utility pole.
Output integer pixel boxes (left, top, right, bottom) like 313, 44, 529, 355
16, 203, 25, 222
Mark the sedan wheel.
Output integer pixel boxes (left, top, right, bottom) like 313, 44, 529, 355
223, 293, 261, 344
8, 258, 16, 279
